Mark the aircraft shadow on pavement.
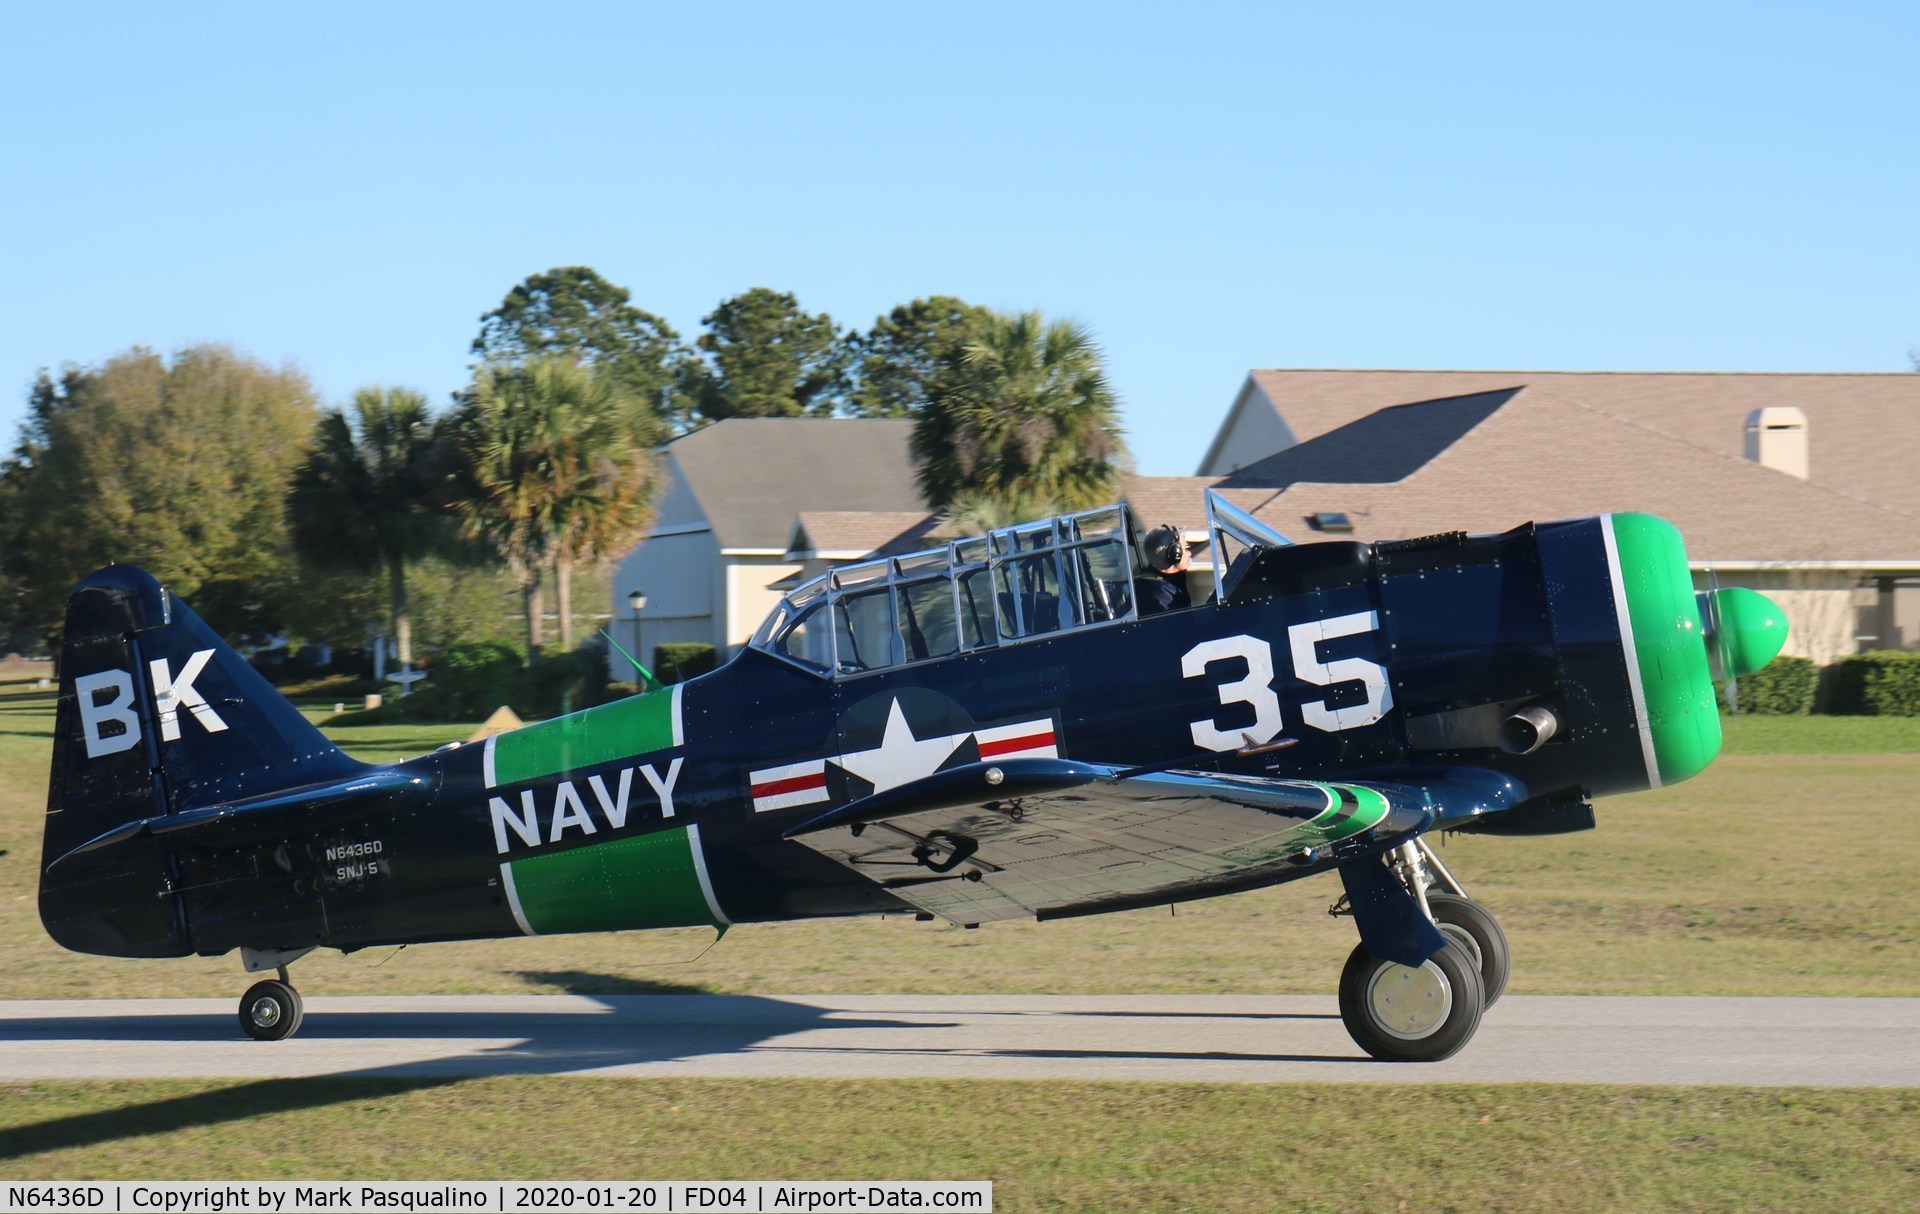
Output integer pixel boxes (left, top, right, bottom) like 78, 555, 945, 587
511, 970, 715, 995
0, 990, 941, 1163
981, 1008, 1342, 1022
779, 1037, 1367, 1068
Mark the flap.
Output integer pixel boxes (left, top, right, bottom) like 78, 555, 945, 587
783, 757, 1434, 925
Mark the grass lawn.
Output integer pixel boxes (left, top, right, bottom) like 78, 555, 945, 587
0, 1078, 1914, 1212
1717, 713, 1920, 753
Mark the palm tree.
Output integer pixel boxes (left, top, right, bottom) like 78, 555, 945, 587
450, 357, 661, 655
936, 486, 1066, 534
287, 387, 446, 667
911, 311, 1126, 520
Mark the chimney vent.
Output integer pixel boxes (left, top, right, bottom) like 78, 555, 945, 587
1744, 407, 1808, 479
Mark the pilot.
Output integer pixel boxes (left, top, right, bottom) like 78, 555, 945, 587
1135, 524, 1192, 615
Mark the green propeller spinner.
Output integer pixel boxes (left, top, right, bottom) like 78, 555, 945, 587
1704, 586, 1790, 679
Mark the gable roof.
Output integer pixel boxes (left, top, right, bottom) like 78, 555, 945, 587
788, 511, 938, 559
1122, 475, 1222, 536
665, 418, 925, 551
1236, 382, 1920, 563
1219, 388, 1519, 489
1240, 369, 1920, 520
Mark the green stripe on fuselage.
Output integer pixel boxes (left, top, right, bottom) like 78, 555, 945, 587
489, 685, 715, 934
506, 824, 720, 934
491, 685, 678, 787
1609, 513, 1721, 785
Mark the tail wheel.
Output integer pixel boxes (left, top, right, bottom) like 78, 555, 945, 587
1427, 892, 1511, 1006
239, 979, 304, 1041
1338, 939, 1485, 1062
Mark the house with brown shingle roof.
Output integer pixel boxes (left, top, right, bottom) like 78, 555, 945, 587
609, 419, 926, 660
777, 511, 944, 589
1202, 370, 1920, 663
613, 371, 1917, 670
609, 414, 1235, 662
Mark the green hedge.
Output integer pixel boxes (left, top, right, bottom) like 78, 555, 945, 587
1718, 655, 1817, 715
654, 642, 719, 684
373, 642, 619, 722
1825, 650, 1920, 716
395, 641, 523, 720
516, 649, 614, 717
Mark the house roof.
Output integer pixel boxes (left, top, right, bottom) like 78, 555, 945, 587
1121, 475, 1222, 536
1219, 389, 1519, 489
764, 478, 1226, 573
1233, 381, 1920, 563
789, 511, 938, 559
665, 418, 925, 551
780, 483, 1220, 567
1242, 369, 1920, 520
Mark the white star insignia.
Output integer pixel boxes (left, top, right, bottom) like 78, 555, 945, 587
832, 699, 969, 794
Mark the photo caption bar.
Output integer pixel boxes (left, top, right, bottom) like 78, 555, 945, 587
0, 1183, 992, 1214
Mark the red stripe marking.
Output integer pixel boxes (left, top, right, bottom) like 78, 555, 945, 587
752, 772, 826, 798
979, 730, 1055, 758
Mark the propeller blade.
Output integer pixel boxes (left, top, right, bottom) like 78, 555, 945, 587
1710, 568, 1740, 716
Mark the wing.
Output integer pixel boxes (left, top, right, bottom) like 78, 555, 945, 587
783, 757, 1439, 925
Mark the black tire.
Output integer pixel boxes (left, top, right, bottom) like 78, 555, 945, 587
1427, 892, 1511, 1006
1338, 939, 1485, 1062
239, 979, 303, 1041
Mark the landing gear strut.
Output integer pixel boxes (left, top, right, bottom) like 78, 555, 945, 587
1395, 838, 1510, 1006
1331, 837, 1510, 1061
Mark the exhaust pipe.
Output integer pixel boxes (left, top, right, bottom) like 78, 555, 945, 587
1499, 706, 1558, 755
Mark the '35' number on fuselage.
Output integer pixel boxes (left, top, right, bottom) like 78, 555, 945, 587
1181, 612, 1393, 752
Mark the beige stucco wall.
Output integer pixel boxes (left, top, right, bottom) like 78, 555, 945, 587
1888, 579, 1920, 651
726, 557, 802, 651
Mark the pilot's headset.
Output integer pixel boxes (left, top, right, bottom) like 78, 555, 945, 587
1142, 524, 1186, 572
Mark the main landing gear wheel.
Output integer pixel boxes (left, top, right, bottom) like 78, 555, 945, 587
1426, 892, 1511, 1006
239, 979, 304, 1041
1338, 940, 1484, 1062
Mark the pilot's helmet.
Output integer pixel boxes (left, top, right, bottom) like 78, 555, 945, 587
1143, 524, 1186, 571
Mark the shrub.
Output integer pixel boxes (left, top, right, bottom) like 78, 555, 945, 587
654, 642, 718, 684
324, 642, 619, 723
1825, 650, 1920, 716
1718, 655, 1816, 715
517, 648, 615, 718
401, 641, 524, 721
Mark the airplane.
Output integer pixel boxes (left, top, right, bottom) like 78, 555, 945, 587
37, 490, 1788, 1061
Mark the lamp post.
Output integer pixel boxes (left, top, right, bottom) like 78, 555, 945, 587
628, 588, 647, 678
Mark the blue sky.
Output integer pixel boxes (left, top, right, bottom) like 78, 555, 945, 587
3, 1, 1914, 476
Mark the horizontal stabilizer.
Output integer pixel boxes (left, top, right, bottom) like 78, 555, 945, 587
785, 757, 1434, 925
47, 768, 431, 871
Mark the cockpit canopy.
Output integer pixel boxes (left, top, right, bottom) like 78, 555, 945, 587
749, 490, 1296, 679
750, 504, 1140, 678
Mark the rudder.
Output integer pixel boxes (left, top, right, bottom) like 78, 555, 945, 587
41, 565, 364, 956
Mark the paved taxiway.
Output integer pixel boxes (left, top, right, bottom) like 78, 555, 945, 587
1, 995, 1914, 1086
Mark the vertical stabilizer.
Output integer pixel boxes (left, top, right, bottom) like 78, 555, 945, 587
41, 565, 365, 956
